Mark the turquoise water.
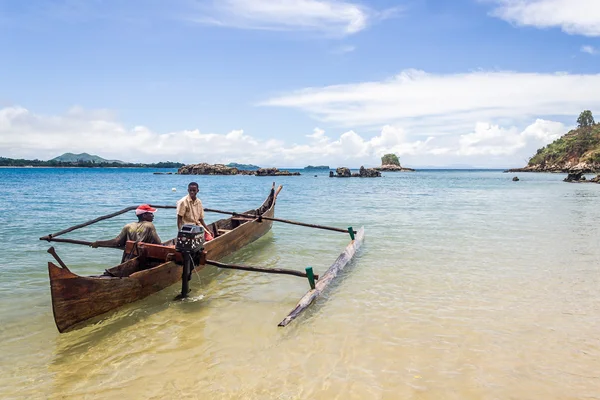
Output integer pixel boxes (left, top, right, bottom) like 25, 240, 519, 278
1, 168, 599, 399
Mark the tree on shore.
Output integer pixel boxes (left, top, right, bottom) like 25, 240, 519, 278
577, 110, 595, 128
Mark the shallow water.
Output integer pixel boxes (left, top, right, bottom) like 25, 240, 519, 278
0, 168, 599, 399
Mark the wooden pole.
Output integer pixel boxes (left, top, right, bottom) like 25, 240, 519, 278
203, 208, 356, 235
47, 246, 70, 271
278, 226, 365, 327
39, 204, 176, 240
205, 259, 319, 280
42, 237, 94, 246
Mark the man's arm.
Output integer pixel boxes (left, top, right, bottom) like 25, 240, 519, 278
91, 226, 127, 248
91, 238, 120, 248
198, 218, 211, 233
176, 200, 185, 231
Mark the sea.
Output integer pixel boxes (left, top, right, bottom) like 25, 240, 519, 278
0, 167, 598, 400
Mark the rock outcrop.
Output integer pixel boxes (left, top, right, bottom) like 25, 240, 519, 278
334, 167, 351, 177
506, 161, 600, 174
358, 166, 381, 177
562, 172, 600, 183
564, 172, 585, 182
178, 163, 239, 175
255, 167, 300, 176
177, 163, 300, 176
329, 166, 381, 178
375, 164, 415, 172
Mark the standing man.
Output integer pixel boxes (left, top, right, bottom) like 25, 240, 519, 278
177, 182, 213, 240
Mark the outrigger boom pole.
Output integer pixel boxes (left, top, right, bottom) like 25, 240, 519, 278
40, 206, 354, 243
203, 208, 357, 236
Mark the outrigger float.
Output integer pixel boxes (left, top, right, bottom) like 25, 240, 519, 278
40, 183, 364, 333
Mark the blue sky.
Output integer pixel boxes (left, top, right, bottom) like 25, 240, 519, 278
1, 0, 600, 167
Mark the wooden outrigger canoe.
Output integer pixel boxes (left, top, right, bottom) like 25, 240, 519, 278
47, 185, 282, 333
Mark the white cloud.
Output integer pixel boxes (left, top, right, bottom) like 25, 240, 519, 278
191, 0, 396, 36
0, 106, 569, 168
260, 69, 600, 135
489, 0, 600, 36
0, 106, 278, 164
458, 119, 565, 156
0, 106, 411, 166
581, 45, 598, 55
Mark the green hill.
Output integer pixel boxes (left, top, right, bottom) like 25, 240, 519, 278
51, 152, 125, 164
512, 125, 600, 172
509, 111, 600, 173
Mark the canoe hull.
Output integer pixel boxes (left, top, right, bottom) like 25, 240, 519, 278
49, 186, 278, 333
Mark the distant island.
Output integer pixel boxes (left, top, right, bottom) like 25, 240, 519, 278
304, 165, 330, 170
226, 162, 260, 170
51, 152, 125, 164
0, 152, 184, 168
506, 110, 600, 173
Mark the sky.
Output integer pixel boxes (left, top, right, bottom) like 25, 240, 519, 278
1, 0, 600, 168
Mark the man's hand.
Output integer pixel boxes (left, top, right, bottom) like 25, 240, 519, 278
90, 242, 99, 248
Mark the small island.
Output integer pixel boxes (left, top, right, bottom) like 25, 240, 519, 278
304, 165, 330, 170
374, 154, 415, 171
177, 163, 300, 176
505, 110, 600, 183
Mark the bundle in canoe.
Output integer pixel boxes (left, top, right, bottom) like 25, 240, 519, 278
46, 185, 281, 333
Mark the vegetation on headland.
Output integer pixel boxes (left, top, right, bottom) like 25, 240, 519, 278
508, 110, 600, 173
0, 153, 184, 168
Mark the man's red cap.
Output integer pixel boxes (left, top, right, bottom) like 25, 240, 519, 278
136, 204, 157, 215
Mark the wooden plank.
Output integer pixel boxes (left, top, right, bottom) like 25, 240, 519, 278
277, 226, 365, 327
123, 241, 182, 263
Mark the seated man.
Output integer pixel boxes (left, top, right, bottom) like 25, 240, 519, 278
91, 204, 162, 248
